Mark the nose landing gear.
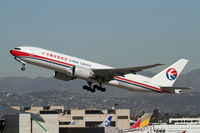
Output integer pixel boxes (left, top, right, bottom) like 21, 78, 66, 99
15, 57, 26, 71
21, 65, 26, 71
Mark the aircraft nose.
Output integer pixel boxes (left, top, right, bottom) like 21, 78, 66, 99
10, 49, 14, 55
10, 49, 18, 56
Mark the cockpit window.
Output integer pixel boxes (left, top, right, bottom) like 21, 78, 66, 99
14, 48, 21, 50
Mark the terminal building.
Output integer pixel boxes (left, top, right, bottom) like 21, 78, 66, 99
124, 117, 200, 133
0, 118, 4, 133
11, 106, 130, 129
3, 106, 130, 133
2, 106, 200, 133
169, 117, 200, 125
4, 113, 59, 133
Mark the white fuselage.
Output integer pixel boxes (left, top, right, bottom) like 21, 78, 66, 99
10, 46, 165, 93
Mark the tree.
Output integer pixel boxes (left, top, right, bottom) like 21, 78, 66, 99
150, 108, 160, 123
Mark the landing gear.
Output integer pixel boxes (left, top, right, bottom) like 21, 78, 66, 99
15, 57, 26, 71
93, 84, 106, 92
21, 63, 26, 71
83, 85, 88, 90
21, 66, 26, 71
82, 82, 106, 93
82, 85, 96, 93
93, 85, 99, 90
100, 87, 106, 92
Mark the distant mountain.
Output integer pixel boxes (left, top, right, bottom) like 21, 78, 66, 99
174, 69, 200, 91
0, 69, 199, 97
0, 104, 18, 118
27, 90, 200, 115
0, 69, 200, 116
0, 76, 85, 95
0, 92, 23, 117
0, 89, 199, 116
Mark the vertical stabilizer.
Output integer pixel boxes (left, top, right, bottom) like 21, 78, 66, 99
101, 116, 112, 127
130, 113, 152, 129
152, 58, 188, 87
69, 120, 76, 125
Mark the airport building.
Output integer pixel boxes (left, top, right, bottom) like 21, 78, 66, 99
124, 124, 200, 133
169, 117, 200, 125
0, 118, 4, 133
3, 113, 59, 133
10, 106, 130, 130
3, 113, 118, 133
2, 106, 200, 133
124, 117, 200, 133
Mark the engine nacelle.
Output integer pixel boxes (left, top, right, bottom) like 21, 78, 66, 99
175, 89, 182, 94
72, 65, 94, 79
54, 71, 74, 81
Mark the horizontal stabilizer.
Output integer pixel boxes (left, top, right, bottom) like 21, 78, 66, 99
161, 87, 193, 90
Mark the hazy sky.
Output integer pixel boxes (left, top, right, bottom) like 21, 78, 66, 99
0, 0, 200, 78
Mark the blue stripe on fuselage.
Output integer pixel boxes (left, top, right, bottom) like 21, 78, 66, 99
114, 78, 162, 93
19, 56, 73, 68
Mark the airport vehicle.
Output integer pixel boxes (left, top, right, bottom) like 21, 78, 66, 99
101, 116, 113, 127
10, 46, 192, 93
130, 113, 152, 129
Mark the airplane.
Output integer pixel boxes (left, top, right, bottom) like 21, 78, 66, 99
101, 115, 113, 127
69, 120, 76, 125
130, 113, 152, 129
10, 46, 192, 93
28, 112, 49, 133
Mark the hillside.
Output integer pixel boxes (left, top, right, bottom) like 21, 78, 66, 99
0, 69, 200, 97
0, 69, 200, 116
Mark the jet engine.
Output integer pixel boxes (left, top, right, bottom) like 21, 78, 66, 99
175, 89, 182, 94
54, 71, 74, 81
72, 65, 94, 79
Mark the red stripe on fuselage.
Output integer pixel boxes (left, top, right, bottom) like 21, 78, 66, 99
11, 50, 172, 93
11, 49, 29, 57
11, 50, 74, 67
115, 76, 164, 92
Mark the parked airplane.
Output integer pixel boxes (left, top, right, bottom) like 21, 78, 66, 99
130, 113, 152, 129
69, 120, 76, 125
101, 116, 113, 127
10, 46, 192, 93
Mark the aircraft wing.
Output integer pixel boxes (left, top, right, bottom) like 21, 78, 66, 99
92, 63, 163, 82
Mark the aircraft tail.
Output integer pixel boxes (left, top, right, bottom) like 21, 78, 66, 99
152, 58, 188, 87
69, 120, 76, 125
130, 113, 152, 129
101, 116, 112, 127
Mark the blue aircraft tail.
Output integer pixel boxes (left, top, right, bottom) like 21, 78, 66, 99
101, 116, 112, 127
69, 120, 76, 125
